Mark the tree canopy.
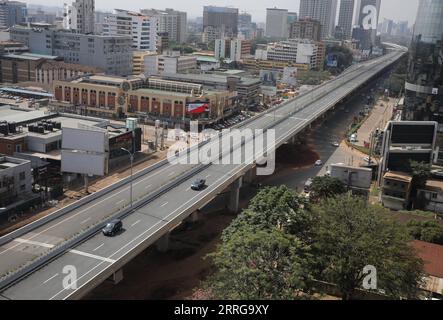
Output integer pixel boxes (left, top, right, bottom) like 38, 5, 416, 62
311, 194, 424, 300
407, 220, 443, 245
203, 187, 424, 300
309, 176, 347, 202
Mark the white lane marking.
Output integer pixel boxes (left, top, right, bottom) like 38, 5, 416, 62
167, 172, 175, 177
145, 184, 152, 189
205, 174, 211, 179
116, 199, 125, 205
42, 273, 59, 285
80, 218, 91, 225
92, 243, 105, 252
14, 238, 55, 249
161, 202, 169, 207
69, 250, 116, 263
0, 161, 183, 256
131, 220, 141, 227
50, 56, 395, 299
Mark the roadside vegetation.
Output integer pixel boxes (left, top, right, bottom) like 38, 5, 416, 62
199, 185, 424, 300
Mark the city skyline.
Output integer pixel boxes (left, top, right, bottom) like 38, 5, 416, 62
22, 0, 419, 26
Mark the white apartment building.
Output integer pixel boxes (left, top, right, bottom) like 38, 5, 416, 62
256, 39, 325, 70
141, 8, 187, 43
144, 51, 197, 75
214, 39, 226, 59
63, 0, 95, 34
102, 9, 158, 51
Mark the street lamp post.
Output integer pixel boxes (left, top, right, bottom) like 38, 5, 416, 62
121, 148, 135, 208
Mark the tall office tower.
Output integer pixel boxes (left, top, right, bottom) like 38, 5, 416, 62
102, 9, 158, 51
403, 0, 443, 163
338, 0, 355, 39
63, 0, 95, 34
299, 0, 338, 39
203, 6, 238, 38
141, 8, 187, 44
0, 0, 26, 29
238, 12, 252, 39
265, 8, 288, 38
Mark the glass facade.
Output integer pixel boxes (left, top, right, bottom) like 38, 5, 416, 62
414, 0, 443, 43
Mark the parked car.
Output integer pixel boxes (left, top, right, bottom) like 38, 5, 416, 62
191, 179, 206, 191
315, 160, 323, 166
332, 141, 340, 147
102, 219, 123, 237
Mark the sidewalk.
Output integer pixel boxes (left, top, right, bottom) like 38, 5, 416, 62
356, 97, 394, 148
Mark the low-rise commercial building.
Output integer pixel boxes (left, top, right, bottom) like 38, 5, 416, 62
144, 51, 197, 75
381, 171, 413, 211
417, 180, 443, 214
132, 50, 156, 75
158, 72, 261, 105
330, 164, 372, 197
0, 155, 36, 219
53, 75, 237, 125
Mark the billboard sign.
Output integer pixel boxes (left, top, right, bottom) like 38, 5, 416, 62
326, 54, 338, 67
61, 150, 106, 176
390, 122, 437, 145
186, 103, 210, 114
281, 67, 298, 86
62, 127, 107, 153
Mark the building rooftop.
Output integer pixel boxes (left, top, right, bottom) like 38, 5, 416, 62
411, 240, 443, 278
161, 72, 261, 86
0, 105, 50, 125
0, 87, 53, 98
0, 156, 29, 170
383, 171, 413, 183
422, 179, 443, 193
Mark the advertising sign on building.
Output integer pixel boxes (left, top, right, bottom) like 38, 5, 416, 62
281, 67, 298, 86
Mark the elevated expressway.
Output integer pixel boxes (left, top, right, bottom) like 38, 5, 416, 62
0, 49, 405, 300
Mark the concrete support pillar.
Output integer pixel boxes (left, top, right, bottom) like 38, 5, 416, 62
189, 210, 200, 223
108, 268, 124, 285
156, 232, 170, 253
228, 177, 243, 213
243, 167, 257, 185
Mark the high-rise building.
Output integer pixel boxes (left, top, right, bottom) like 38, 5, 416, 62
141, 8, 187, 44
265, 8, 289, 38
0, 0, 26, 29
338, 0, 355, 39
63, 0, 95, 34
238, 12, 253, 39
289, 18, 322, 42
403, 0, 443, 164
102, 9, 158, 51
414, 0, 443, 44
381, 18, 394, 35
203, 6, 238, 39
299, 0, 338, 39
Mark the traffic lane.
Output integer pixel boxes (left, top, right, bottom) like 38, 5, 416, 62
55, 164, 239, 300
0, 52, 402, 298
1, 212, 169, 300
0, 163, 196, 278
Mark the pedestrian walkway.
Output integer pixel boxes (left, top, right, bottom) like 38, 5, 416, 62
356, 97, 394, 148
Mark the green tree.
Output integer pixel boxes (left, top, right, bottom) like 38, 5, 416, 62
205, 226, 313, 300
222, 186, 315, 242
310, 176, 347, 202
410, 161, 432, 189
312, 194, 424, 300
407, 220, 443, 245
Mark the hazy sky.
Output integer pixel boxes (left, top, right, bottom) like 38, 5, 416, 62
24, 0, 420, 25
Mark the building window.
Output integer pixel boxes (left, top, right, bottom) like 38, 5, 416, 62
19, 172, 25, 181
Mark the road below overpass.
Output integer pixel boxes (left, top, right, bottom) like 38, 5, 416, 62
0, 49, 405, 300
